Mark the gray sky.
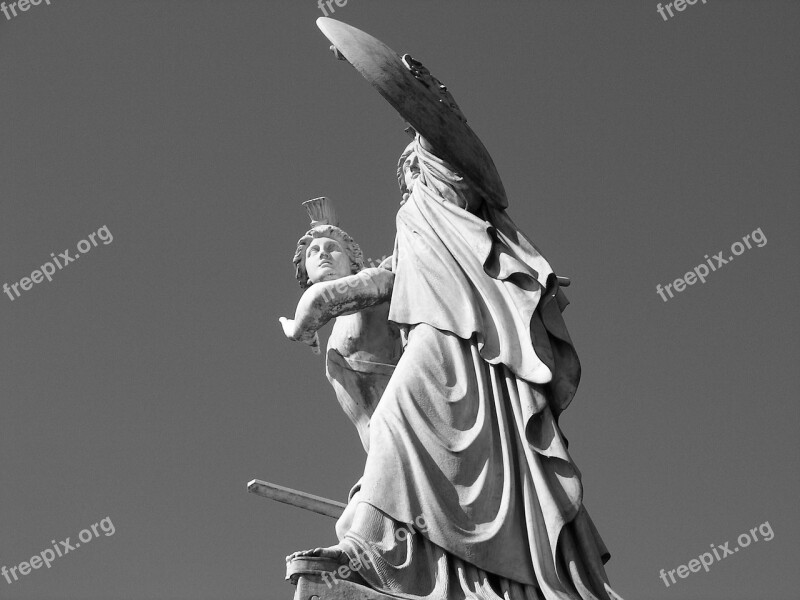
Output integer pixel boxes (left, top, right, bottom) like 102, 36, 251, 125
1, 1, 798, 599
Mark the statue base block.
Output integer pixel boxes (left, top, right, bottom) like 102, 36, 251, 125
285, 557, 627, 600
287, 557, 398, 600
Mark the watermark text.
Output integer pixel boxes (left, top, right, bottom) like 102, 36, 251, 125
2, 516, 115, 585
3, 225, 114, 302
657, 0, 708, 22
655, 227, 766, 302
659, 520, 773, 588
317, 0, 349, 18
321, 514, 427, 589
1, 0, 52, 22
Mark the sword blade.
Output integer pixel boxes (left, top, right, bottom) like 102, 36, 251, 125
247, 479, 346, 520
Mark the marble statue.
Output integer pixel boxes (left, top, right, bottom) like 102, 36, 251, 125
275, 18, 627, 600
280, 197, 402, 452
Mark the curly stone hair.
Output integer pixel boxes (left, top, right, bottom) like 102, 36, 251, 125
292, 224, 364, 289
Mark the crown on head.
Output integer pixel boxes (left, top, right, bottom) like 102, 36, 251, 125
302, 197, 339, 228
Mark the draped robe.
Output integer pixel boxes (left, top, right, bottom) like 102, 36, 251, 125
334, 137, 622, 600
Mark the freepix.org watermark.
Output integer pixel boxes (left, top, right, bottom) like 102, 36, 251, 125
321, 515, 428, 589
655, 227, 766, 302
2, 516, 115, 586
318, 255, 390, 304
1, 0, 52, 22
317, 0, 349, 18
659, 520, 773, 588
3, 225, 113, 302
656, 0, 708, 22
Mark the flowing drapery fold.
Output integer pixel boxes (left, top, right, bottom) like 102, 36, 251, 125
335, 137, 620, 600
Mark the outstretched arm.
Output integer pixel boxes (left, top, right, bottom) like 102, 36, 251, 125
279, 268, 394, 344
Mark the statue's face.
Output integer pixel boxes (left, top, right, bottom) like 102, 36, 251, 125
304, 236, 351, 284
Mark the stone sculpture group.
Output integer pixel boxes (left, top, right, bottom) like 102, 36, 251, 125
270, 17, 627, 600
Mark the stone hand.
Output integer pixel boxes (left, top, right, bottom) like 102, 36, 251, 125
278, 317, 321, 354
286, 545, 347, 563
278, 316, 298, 340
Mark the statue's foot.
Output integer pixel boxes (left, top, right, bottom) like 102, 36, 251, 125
285, 544, 347, 564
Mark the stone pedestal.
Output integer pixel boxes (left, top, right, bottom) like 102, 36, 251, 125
287, 557, 397, 600
285, 558, 627, 600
